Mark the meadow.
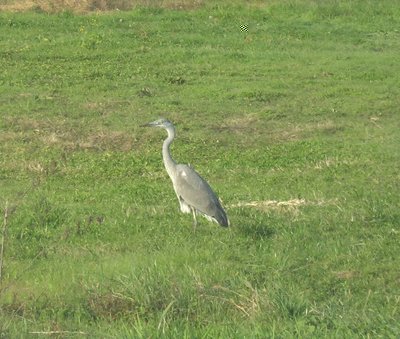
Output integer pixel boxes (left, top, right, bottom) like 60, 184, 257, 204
0, 0, 399, 337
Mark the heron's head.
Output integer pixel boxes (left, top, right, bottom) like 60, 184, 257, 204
141, 118, 174, 129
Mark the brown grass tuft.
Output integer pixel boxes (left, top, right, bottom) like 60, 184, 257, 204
87, 290, 137, 319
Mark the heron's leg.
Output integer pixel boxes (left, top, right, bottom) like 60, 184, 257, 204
191, 207, 197, 230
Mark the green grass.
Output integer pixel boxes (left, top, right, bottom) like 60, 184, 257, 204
1, 0, 400, 336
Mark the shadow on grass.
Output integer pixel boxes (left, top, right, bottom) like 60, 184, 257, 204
235, 220, 275, 240
230, 207, 293, 240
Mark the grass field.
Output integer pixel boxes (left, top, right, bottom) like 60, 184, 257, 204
1, 0, 399, 337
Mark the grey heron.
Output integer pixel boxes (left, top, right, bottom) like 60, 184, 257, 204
142, 118, 229, 228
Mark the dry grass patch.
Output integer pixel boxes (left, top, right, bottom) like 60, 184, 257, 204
40, 129, 135, 152
0, 0, 89, 12
0, 0, 37, 12
218, 118, 341, 145
0, 0, 204, 12
231, 198, 336, 214
334, 270, 359, 280
225, 114, 261, 130
3, 116, 54, 133
78, 130, 134, 151
205, 283, 266, 319
3, 117, 136, 152
231, 198, 307, 211
272, 120, 340, 142
214, 114, 262, 143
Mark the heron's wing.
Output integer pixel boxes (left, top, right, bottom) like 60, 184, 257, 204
174, 164, 218, 207
174, 164, 228, 226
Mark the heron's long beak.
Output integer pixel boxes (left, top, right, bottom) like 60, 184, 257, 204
140, 122, 155, 127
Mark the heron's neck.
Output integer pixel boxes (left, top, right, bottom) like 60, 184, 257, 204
162, 125, 177, 178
